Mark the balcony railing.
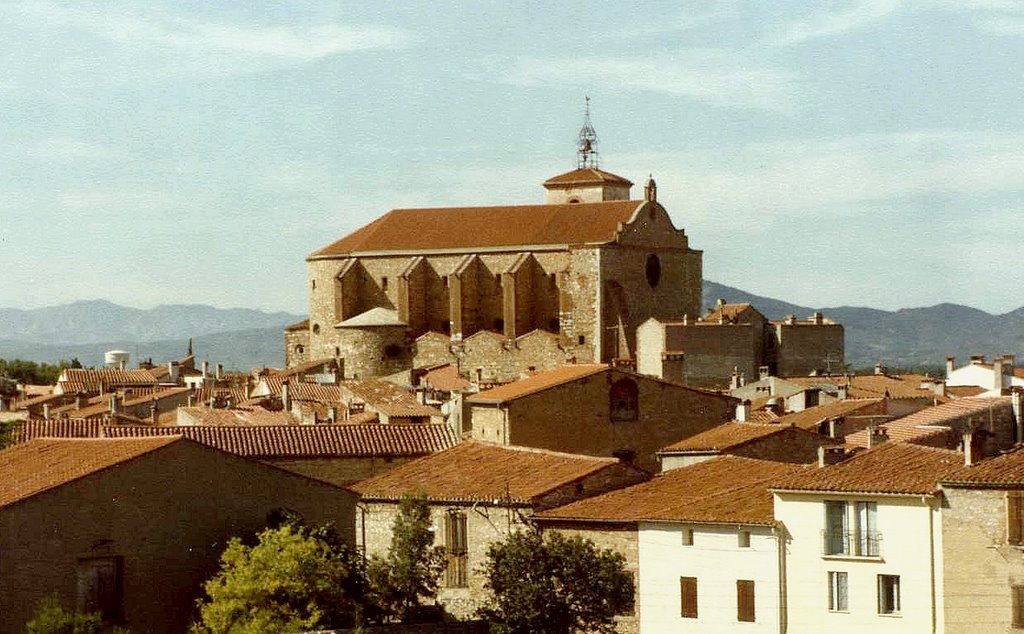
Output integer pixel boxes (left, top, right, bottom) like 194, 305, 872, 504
822, 530, 882, 557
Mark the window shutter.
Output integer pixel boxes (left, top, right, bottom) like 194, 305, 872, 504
1009, 492, 1024, 544
680, 576, 698, 618
1014, 585, 1024, 628
737, 580, 755, 622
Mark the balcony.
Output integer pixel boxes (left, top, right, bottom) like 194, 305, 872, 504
822, 530, 882, 558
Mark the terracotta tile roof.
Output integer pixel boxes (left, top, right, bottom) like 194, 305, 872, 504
422, 364, 473, 393
66, 387, 192, 419
942, 445, 1024, 486
947, 385, 988, 398
467, 364, 608, 404
57, 368, 159, 393
845, 397, 1010, 448
342, 380, 441, 418
785, 374, 935, 399
103, 424, 457, 458
192, 387, 249, 405
699, 303, 763, 324
352, 440, 629, 504
16, 392, 72, 410
9, 419, 104, 443
542, 167, 634, 187
277, 358, 336, 378
537, 456, 805, 525
0, 436, 181, 508
309, 200, 644, 258
289, 383, 343, 404
337, 307, 405, 328
177, 406, 295, 427
773, 398, 884, 430
660, 422, 813, 453
771, 442, 964, 495
342, 411, 380, 424
284, 319, 309, 332
750, 409, 780, 423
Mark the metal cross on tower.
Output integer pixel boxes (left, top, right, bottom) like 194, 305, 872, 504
577, 96, 599, 169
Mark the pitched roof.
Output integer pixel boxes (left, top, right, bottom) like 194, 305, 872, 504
337, 307, 405, 328
102, 424, 457, 458
699, 303, 764, 324
660, 422, 819, 453
9, 418, 104, 443
352, 440, 626, 504
284, 319, 309, 332
784, 374, 935, 399
536, 456, 805, 526
773, 398, 884, 430
946, 385, 988, 398
342, 380, 441, 417
542, 167, 633, 187
309, 200, 644, 258
67, 387, 191, 419
57, 368, 160, 392
844, 397, 1010, 447
942, 446, 1024, 487
0, 437, 181, 508
466, 364, 609, 404
771, 442, 964, 495
177, 406, 295, 426
422, 364, 473, 393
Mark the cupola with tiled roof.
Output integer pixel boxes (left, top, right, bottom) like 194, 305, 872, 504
543, 97, 633, 204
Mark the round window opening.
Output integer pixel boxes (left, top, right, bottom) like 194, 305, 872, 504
312, 323, 321, 335
645, 254, 661, 288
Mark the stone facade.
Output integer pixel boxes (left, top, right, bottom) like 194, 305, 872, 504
0, 440, 356, 634
466, 367, 737, 472
288, 168, 702, 384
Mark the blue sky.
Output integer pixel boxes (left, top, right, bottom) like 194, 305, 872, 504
2, 1, 1023, 314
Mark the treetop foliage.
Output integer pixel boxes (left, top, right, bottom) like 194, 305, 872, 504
0, 357, 82, 386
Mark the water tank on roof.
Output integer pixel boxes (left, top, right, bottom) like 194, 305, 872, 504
105, 350, 130, 369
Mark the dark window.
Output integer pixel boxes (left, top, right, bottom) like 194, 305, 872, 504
493, 318, 504, 332
384, 344, 402, 359
1013, 586, 1024, 628
442, 321, 451, 334
381, 276, 388, 291
334, 347, 340, 357
77, 557, 123, 621
312, 323, 320, 335
1008, 492, 1024, 544
445, 511, 468, 588
311, 279, 316, 290
645, 254, 661, 288
877, 574, 900, 614
578, 335, 585, 345
738, 531, 751, 548
737, 580, 755, 622
295, 345, 304, 355
609, 379, 639, 422
680, 576, 698, 618
548, 318, 560, 332
829, 571, 849, 612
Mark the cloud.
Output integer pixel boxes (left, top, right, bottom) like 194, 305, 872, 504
766, 0, 903, 46
485, 51, 799, 114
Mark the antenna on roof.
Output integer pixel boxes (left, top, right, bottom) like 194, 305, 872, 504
577, 96, 599, 169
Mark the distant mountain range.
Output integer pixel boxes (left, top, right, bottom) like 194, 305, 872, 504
1, 286, 1021, 371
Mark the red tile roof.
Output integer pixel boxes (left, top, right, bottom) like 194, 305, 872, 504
773, 398, 884, 430
352, 441, 629, 504
537, 456, 805, 525
844, 397, 1010, 447
102, 424, 458, 458
542, 167, 633, 187
467, 364, 609, 404
342, 380, 441, 417
942, 446, 1024, 486
309, 200, 644, 258
785, 374, 936, 399
699, 303, 764, 324
10, 419, 104, 443
177, 406, 295, 427
771, 442, 964, 495
422, 365, 473, 393
67, 387, 192, 419
660, 422, 821, 453
0, 437, 181, 508
284, 319, 309, 332
57, 368, 160, 393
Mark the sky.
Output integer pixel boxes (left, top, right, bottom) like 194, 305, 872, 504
2, 1, 1023, 315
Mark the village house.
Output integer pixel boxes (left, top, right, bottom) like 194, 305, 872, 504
0, 436, 357, 634
636, 301, 844, 388
463, 364, 737, 471
352, 440, 649, 619
536, 456, 807, 633
657, 421, 832, 470
945, 354, 1024, 395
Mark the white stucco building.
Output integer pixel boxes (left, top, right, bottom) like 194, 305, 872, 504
946, 354, 1024, 396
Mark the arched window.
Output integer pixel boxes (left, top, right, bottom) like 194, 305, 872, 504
312, 323, 321, 335
609, 378, 639, 421
645, 254, 661, 288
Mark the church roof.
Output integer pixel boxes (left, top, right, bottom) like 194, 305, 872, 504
542, 167, 634, 188
309, 200, 644, 259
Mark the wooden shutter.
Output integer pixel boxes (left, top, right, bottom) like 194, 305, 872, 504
680, 576, 698, 618
1014, 586, 1024, 628
737, 580, 755, 622
1009, 492, 1024, 545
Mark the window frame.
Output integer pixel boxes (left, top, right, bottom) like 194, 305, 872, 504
680, 576, 698, 619
1012, 585, 1024, 628
76, 556, 123, 622
1008, 491, 1024, 545
877, 574, 901, 615
444, 510, 468, 588
828, 571, 849, 612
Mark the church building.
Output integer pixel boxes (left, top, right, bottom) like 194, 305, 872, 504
286, 108, 703, 383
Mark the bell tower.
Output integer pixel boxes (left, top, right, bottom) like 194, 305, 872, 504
543, 98, 633, 204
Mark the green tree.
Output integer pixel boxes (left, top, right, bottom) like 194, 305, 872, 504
367, 492, 447, 623
25, 595, 102, 634
192, 521, 366, 634
0, 419, 17, 449
479, 529, 634, 634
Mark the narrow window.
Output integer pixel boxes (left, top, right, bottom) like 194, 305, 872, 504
680, 576, 698, 618
311, 279, 316, 290
77, 557, 123, 621
1008, 492, 1024, 545
1013, 585, 1024, 628
877, 574, 900, 614
381, 276, 388, 291
609, 379, 639, 422
738, 530, 751, 548
578, 335, 585, 345
824, 500, 849, 555
856, 501, 879, 556
445, 511, 468, 588
312, 323, 321, 335
737, 580, 755, 622
681, 528, 693, 546
828, 571, 848, 611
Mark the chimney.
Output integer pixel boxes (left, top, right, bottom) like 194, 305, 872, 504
216, 363, 223, 380
682, 314, 689, 326
202, 361, 209, 378
716, 298, 726, 309
75, 392, 86, 411
730, 368, 742, 390
281, 380, 291, 412
736, 400, 752, 423
43, 403, 50, 420
994, 356, 1005, 393
818, 445, 849, 467
836, 383, 849, 400
335, 357, 345, 383
867, 426, 889, 448
812, 311, 823, 325
187, 393, 194, 407
168, 362, 179, 382
963, 430, 981, 467
970, 354, 985, 366
109, 394, 118, 415
874, 363, 886, 376
759, 365, 771, 381
1012, 388, 1023, 444
329, 406, 339, 423
946, 356, 956, 378
785, 315, 797, 325
150, 401, 158, 424
245, 377, 252, 399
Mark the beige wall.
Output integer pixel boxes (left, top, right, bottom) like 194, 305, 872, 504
0, 441, 357, 634
267, 455, 422, 487
774, 324, 845, 377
